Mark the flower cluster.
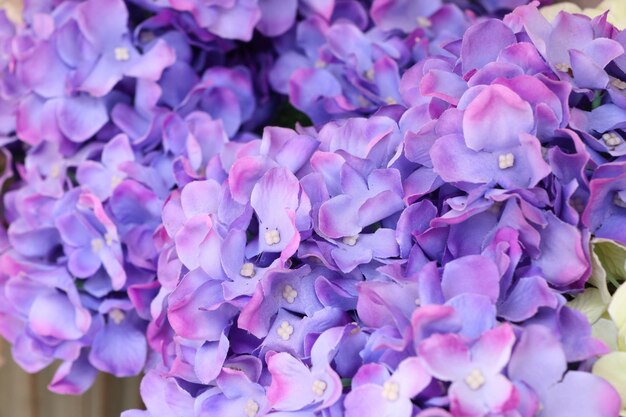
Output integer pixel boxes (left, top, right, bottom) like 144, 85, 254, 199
0, 0, 260, 394
1, 0, 626, 416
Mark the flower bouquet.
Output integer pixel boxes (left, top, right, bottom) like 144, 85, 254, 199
1, 0, 626, 416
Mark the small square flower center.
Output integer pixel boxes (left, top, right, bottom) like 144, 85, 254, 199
91, 238, 104, 253
109, 309, 125, 325
114, 47, 130, 61
498, 153, 515, 170
282, 285, 298, 303
464, 369, 486, 390
277, 321, 294, 341
312, 379, 327, 396
382, 381, 400, 401
240, 262, 256, 278
244, 399, 259, 417
264, 229, 281, 245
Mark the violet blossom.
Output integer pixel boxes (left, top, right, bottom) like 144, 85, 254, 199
0, 1, 624, 416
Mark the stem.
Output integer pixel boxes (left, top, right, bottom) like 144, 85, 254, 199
592, 91, 604, 109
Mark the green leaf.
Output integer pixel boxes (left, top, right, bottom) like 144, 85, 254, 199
593, 352, 626, 410
269, 101, 313, 129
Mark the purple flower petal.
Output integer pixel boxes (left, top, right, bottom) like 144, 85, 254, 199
441, 255, 500, 303
56, 95, 108, 143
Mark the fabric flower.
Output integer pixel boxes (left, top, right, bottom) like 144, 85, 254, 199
584, 161, 626, 245
344, 357, 431, 417
419, 324, 518, 416
509, 325, 621, 417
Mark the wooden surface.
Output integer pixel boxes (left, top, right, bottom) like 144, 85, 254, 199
0, 341, 143, 417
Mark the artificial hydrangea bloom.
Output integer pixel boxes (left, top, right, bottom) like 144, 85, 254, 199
0, 0, 277, 393
508, 3, 626, 162
1, 0, 625, 416
585, 162, 626, 245
344, 357, 430, 417
129, 94, 618, 417
269, 0, 480, 123
0, 135, 172, 393
121, 2, 626, 415
131, 0, 337, 41
269, 5, 410, 123
0, 9, 19, 144
509, 324, 620, 417
419, 324, 517, 416
10, 0, 175, 147
0, 4, 232, 390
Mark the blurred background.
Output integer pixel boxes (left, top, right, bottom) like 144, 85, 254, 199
0, 341, 142, 417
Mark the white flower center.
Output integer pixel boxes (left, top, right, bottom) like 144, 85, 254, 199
264, 229, 281, 245
111, 174, 123, 188
91, 238, 104, 253
382, 381, 400, 401
385, 97, 397, 105
602, 132, 622, 147
555, 63, 571, 73
109, 309, 125, 325
312, 379, 327, 396
50, 164, 61, 178
114, 47, 130, 61
244, 399, 260, 417
498, 153, 515, 170
364, 68, 375, 81
464, 369, 485, 390
314, 59, 326, 68
416, 16, 432, 28
282, 285, 298, 304
342, 235, 358, 246
104, 232, 114, 246
277, 321, 294, 341
240, 262, 256, 278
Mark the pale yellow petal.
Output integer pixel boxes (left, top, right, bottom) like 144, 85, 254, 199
593, 351, 626, 415
541, 1, 626, 30
618, 325, 626, 352
592, 318, 619, 352
568, 287, 610, 324
540, 2, 584, 21
600, 0, 626, 29
590, 238, 626, 303
609, 284, 626, 329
